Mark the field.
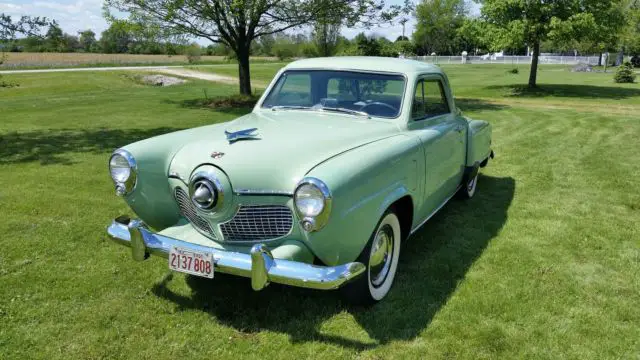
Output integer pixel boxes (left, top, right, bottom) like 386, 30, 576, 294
0, 52, 278, 69
0, 63, 639, 359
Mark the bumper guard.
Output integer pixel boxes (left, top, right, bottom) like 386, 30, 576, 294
106, 217, 366, 291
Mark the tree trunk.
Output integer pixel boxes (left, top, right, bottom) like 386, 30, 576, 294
528, 41, 540, 88
598, 53, 602, 66
237, 46, 252, 96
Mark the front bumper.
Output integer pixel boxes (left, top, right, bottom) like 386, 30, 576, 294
106, 217, 366, 291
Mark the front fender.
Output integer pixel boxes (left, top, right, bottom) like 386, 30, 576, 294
119, 127, 215, 229
302, 135, 421, 266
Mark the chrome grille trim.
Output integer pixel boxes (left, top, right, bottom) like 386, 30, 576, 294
220, 205, 293, 242
174, 187, 217, 239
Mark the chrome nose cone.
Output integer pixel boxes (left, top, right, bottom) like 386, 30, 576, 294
191, 180, 217, 210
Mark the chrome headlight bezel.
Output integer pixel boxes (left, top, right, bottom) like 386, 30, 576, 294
294, 177, 332, 232
109, 149, 137, 196
188, 170, 225, 212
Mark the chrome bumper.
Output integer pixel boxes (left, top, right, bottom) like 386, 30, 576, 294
106, 217, 366, 291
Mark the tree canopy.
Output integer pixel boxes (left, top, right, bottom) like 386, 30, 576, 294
104, 0, 399, 95
478, 0, 626, 87
413, 0, 467, 56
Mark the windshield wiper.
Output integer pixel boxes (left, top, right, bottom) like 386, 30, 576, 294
270, 105, 312, 111
317, 107, 370, 117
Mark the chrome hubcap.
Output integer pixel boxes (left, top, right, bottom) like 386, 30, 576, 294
369, 224, 394, 287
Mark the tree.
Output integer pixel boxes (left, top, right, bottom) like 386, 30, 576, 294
0, 14, 50, 85
413, 0, 467, 56
478, 0, 625, 88
44, 23, 65, 52
396, 0, 414, 40
456, 18, 492, 55
104, 0, 399, 95
100, 20, 134, 53
78, 30, 98, 52
312, 1, 342, 57
355, 33, 381, 56
619, 0, 640, 55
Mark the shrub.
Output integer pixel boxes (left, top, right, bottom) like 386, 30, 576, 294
613, 62, 636, 83
631, 55, 640, 68
185, 44, 201, 64
274, 45, 295, 60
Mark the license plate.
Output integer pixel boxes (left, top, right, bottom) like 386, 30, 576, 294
169, 246, 214, 279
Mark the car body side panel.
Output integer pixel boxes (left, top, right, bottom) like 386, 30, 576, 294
466, 119, 492, 166
302, 134, 423, 266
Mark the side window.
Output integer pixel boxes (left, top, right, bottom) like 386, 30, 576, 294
264, 73, 311, 107
412, 78, 450, 121
412, 80, 425, 120
424, 80, 450, 116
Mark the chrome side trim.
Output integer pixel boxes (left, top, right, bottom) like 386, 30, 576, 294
410, 187, 460, 235
234, 189, 293, 197
168, 171, 186, 182
107, 218, 366, 291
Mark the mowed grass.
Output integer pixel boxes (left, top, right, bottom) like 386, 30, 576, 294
0, 64, 639, 359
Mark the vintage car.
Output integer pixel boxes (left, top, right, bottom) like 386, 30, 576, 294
107, 57, 493, 304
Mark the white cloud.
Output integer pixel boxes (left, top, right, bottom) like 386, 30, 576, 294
0, 0, 108, 35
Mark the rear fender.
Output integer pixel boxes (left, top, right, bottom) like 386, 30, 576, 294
466, 119, 492, 167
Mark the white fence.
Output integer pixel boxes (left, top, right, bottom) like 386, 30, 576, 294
407, 55, 602, 65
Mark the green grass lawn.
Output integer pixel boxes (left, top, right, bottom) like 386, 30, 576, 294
1, 64, 639, 359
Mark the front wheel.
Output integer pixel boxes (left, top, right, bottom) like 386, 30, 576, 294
341, 210, 401, 305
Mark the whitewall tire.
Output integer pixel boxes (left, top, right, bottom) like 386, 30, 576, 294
458, 173, 478, 199
342, 210, 401, 304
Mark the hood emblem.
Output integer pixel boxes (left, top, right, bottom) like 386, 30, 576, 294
225, 128, 259, 143
211, 151, 225, 159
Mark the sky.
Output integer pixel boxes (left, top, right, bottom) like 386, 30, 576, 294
0, 0, 481, 42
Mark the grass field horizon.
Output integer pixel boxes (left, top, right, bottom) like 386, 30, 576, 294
0, 63, 638, 359
0, 52, 280, 70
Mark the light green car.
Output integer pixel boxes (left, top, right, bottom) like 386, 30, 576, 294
107, 57, 493, 304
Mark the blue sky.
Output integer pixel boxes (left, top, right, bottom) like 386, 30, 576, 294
0, 0, 480, 42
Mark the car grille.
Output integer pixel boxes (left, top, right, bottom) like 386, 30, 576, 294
220, 205, 293, 242
174, 187, 217, 239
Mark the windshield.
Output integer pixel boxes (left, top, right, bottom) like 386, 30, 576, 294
261, 70, 406, 118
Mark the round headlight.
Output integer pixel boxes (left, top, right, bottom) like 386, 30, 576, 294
110, 153, 131, 183
295, 183, 325, 217
109, 149, 137, 196
294, 178, 332, 232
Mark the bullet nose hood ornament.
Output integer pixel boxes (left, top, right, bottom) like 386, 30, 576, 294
225, 128, 259, 143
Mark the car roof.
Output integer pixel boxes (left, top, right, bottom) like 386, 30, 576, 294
284, 56, 443, 76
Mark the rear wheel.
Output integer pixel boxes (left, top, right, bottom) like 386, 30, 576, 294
341, 210, 401, 305
462, 173, 478, 198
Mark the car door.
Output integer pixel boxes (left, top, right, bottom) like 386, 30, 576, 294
408, 75, 466, 220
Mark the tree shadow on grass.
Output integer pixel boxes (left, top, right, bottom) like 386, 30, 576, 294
152, 174, 515, 350
485, 84, 640, 100
0, 127, 182, 165
455, 98, 510, 112
165, 94, 259, 117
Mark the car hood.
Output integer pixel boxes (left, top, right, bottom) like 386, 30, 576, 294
169, 110, 399, 192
